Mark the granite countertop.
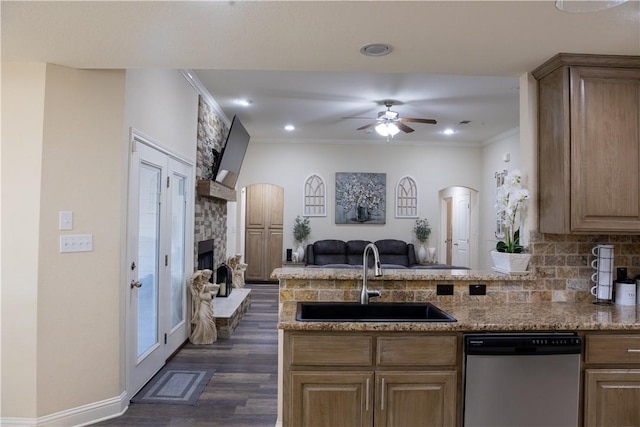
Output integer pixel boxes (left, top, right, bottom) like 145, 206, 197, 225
279, 300, 640, 332
271, 266, 534, 281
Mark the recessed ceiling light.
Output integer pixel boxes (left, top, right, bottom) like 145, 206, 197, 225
443, 128, 456, 135
235, 99, 252, 107
360, 43, 392, 57
284, 124, 295, 131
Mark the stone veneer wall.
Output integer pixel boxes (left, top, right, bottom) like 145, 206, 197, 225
529, 232, 640, 303
194, 95, 229, 275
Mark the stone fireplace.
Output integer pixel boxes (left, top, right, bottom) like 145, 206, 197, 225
194, 96, 230, 278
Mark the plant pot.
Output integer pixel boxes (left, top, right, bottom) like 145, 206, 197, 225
417, 244, 427, 263
491, 250, 531, 274
295, 244, 305, 262
427, 247, 436, 263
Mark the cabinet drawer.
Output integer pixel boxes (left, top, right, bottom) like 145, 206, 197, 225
586, 335, 640, 364
288, 334, 373, 366
377, 335, 457, 366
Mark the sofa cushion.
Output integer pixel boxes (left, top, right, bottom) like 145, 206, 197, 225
311, 239, 347, 265
345, 240, 372, 265
375, 239, 412, 267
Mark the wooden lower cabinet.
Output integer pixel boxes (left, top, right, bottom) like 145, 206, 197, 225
583, 333, 640, 427
376, 371, 457, 427
584, 369, 640, 427
284, 331, 459, 427
288, 370, 456, 427
290, 371, 374, 427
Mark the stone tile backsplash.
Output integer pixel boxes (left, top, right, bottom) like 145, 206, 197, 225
529, 232, 640, 302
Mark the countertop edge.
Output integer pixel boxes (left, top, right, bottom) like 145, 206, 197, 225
278, 301, 640, 332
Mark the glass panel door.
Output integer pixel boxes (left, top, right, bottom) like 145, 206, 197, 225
170, 174, 187, 330
137, 162, 161, 357
128, 138, 193, 397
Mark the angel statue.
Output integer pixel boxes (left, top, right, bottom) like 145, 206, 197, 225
227, 254, 248, 289
189, 269, 220, 345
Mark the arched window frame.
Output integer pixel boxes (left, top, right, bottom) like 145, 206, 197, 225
395, 175, 418, 218
303, 173, 326, 217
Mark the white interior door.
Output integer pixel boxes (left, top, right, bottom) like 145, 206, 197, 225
127, 136, 193, 397
452, 190, 470, 267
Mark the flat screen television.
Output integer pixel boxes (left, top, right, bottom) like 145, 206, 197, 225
213, 115, 250, 189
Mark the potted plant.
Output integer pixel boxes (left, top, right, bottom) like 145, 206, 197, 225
492, 169, 530, 273
413, 218, 431, 263
293, 215, 311, 261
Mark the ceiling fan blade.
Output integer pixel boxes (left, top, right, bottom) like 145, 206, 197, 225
342, 116, 376, 120
357, 122, 378, 131
396, 122, 415, 133
400, 117, 438, 125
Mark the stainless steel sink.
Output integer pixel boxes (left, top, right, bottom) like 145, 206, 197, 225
296, 302, 457, 322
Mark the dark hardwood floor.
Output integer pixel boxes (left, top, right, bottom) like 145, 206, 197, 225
94, 283, 278, 427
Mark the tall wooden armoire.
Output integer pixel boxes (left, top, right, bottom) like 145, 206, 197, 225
245, 183, 284, 282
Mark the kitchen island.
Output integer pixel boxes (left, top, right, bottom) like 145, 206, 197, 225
273, 267, 640, 427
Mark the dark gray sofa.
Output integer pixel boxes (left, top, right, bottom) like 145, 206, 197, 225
304, 239, 468, 269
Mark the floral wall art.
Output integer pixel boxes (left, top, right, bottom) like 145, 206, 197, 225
335, 172, 386, 224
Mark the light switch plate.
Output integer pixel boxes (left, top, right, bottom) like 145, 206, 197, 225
60, 234, 93, 253
59, 211, 73, 230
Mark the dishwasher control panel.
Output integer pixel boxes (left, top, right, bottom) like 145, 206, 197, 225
465, 333, 582, 355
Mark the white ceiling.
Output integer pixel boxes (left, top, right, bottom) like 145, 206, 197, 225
3, 1, 640, 144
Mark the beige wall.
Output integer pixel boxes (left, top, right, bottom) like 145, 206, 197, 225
36, 65, 126, 415
2, 63, 127, 418
2, 65, 200, 423
1, 61, 48, 419
124, 69, 198, 163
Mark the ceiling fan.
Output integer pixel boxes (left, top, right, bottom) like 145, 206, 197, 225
346, 101, 437, 139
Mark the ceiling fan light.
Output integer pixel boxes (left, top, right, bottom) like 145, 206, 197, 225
376, 123, 399, 137
375, 123, 389, 136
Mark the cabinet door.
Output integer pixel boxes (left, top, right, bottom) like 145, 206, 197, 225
244, 228, 265, 281
267, 228, 283, 279
289, 371, 374, 427
584, 369, 640, 427
571, 67, 640, 232
375, 371, 457, 427
246, 184, 266, 228
267, 184, 284, 228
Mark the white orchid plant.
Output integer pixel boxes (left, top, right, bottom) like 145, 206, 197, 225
495, 169, 529, 253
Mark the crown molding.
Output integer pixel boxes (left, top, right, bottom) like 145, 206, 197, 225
180, 69, 231, 126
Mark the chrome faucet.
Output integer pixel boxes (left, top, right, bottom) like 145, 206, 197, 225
361, 243, 383, 304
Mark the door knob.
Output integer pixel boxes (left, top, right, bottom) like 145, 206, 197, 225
130, 280, 142, 289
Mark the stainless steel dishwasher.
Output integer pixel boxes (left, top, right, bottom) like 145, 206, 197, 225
463, 332, 582, 427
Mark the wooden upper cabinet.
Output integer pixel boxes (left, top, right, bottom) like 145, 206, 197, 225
246, 184, 284, 229
534, 54, 640, 233
245, 183, 284, 281
246, 184, 267, 228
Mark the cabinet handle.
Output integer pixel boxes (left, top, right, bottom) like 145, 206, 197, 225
628, 349, 640, 353
365, 378, 370, 411
381, 378, 385, 411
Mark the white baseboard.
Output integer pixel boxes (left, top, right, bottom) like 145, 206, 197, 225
0, 392, 128, 427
